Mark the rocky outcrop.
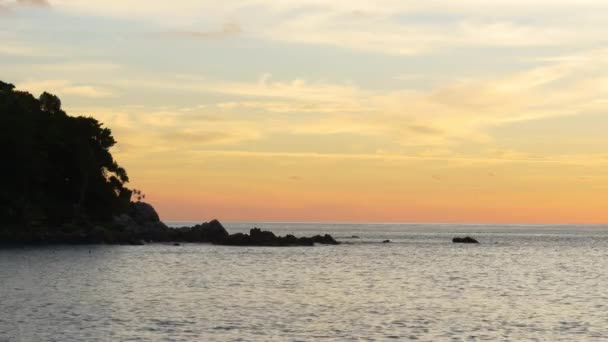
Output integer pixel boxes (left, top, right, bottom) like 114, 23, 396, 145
311, 234, 340, 245
130, 202, 161, 225
2, 201, 339, 247
218, 228, 340, 246
109, 214, 339, 246
173, 219, 229, 243
452, 236, 479, 244
111, 202, 170, 243
113, 214, 137, 228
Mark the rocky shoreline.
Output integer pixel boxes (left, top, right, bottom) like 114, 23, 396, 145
0, 202, 339, 247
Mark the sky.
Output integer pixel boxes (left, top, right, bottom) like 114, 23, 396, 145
1, 0, 608, 223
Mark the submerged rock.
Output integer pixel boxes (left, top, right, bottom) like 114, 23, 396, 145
452, 236, 479, 244
382, 240, 391, 243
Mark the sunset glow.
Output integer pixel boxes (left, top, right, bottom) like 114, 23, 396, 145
2, 1, 608, 223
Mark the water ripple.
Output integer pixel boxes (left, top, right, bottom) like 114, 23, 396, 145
2, 224, 608, 340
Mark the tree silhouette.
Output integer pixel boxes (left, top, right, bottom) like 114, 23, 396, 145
132, 189, 146, 202
0, 80, 133, 230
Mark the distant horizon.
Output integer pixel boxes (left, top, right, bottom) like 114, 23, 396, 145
161, 218, 608, 226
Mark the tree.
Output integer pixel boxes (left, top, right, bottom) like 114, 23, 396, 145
0, 80, 133, 229
39, 92, 62, 114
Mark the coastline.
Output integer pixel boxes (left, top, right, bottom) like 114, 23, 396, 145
0, 203, 339, 247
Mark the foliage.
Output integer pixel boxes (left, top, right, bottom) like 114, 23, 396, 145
0, 80, 133, 230
132, 189, 146, 202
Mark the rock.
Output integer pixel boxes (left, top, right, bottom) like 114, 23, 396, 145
221, 232, 251, 245
217, 228, 339, 246
452, 236, 479, 244
188, 219, 229, 242
282, 234, 298, 244
113, 213, 136, 228
14, 210, 341, 247
108, 202, 172, 243
250, 227, 277, 244
311, 234, 340, 245
130, 202, 160, 224
382, 240, 391, 243
351, 235, 361, 239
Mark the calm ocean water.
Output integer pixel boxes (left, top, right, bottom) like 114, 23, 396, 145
2, 222, 608, 341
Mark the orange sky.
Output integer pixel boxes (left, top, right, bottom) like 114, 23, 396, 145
3, 1, 608, 223
123, 150, 608, 223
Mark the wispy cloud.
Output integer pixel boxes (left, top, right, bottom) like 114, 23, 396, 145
0, 43, 40, 56
16, 0, 50, 7
7, 61, 122, 73
17, 80, 113, 98
158, 23, 241, 40
0, 0, 50, 12
261, 12, 606, 56
161, 128, 260, 146
0, 42, 68, 62
103, 48, 608, 150
44, 1, 608, 55
161, 149, 608, 166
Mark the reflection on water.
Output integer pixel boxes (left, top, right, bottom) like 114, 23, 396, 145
2, 223, 608, 341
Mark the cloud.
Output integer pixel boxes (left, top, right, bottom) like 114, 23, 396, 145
406, 124, 444, 136
158, 22, 242, 40
0, 0, 49, 14
261, 13, 605, 56
0, 40, 65, 58
0, 43, 39, 56
162, 130, 249, 145
45, 1, 608, 55
104, 48, 608, 149
117, 75, 367, 110
77, 107, 265, 153
166, 149, 608, 166
16, 0, 50, 7
16, 80, 113, 98
215, 100, 364, 113
7, 62, 122, 76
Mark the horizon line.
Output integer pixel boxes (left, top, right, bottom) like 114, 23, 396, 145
161, 220, 608, 226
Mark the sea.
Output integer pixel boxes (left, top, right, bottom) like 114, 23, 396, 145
1, 222, 608, 341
